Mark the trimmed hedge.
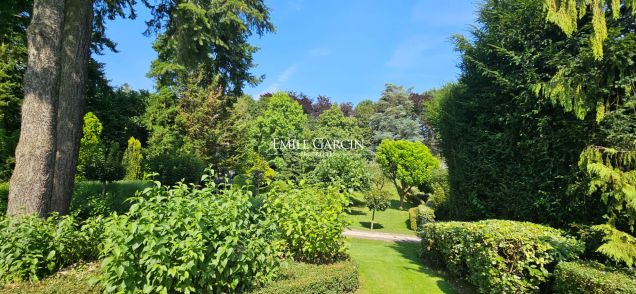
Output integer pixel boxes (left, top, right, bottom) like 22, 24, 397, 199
416, 205, 435, 229
252, 260, 358, 294
408, 207, 418, 231
553, 261, 636, 294
420, 220, 583, 293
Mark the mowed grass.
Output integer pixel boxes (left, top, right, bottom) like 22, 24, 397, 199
346, 184, 415, 235
349, 238, 471, 294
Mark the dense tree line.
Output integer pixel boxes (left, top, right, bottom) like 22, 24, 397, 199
426, 0, 635, 237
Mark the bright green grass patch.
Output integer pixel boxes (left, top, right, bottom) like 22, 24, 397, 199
349, 238, 471, 294
346, 185, 415, 235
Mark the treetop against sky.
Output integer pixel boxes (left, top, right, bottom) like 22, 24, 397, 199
94, 0, 478, 103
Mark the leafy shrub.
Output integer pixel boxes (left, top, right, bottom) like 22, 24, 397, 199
266, 185, 348, 264
416, 205, 435, 229
70, 180, 148, 220
420, 220, 583, 293
99, 175, 280, 293
144, 152, 206, 185
252, 261, 359, 294
0, 215, 104, 285
0, 182, 7, 216
553, 261, 636, 294
408, 207, 418, 231
311, 152, 372, 193
572, 224, 636, 267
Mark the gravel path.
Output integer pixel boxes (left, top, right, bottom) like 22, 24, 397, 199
343, 229, 421, 243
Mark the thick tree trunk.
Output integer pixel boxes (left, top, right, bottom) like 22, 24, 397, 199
7, 0, 66, 217
50, 0, 92, 215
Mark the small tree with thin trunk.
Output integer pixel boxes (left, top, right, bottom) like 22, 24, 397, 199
375, 140, 439, 210
364, 190, 390, 230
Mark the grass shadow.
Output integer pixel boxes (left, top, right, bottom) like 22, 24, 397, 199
404, 219, 414, 231
346, 209, 367, 216
358, 221, 384, 230
389, 241, 476, 294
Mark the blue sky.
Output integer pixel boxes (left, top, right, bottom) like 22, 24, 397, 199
94, 0, 479, 104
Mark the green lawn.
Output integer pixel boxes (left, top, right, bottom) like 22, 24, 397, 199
346, 185, 415, 235
349, 238, 471, 294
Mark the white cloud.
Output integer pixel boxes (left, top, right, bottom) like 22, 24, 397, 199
263, 64, 298, 94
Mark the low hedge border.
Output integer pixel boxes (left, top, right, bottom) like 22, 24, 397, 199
252, 260, 359, 294
420, 220, 583, 293
553, 261, 636, 293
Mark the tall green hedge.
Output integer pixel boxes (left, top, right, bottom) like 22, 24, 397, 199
420, 220, 583, 293
553, 261, 636, 294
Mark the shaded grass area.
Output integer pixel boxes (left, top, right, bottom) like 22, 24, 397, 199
349, 238, 473, 294
0, 180, 148, 217
346, 184, 415, 235
0, 263, 101, 294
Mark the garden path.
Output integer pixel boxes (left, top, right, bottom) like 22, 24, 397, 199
344, 229, 420, 243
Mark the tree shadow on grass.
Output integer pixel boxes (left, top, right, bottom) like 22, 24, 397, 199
358, 221, 384, 229
389, 241, 476, 294
346, 209, 367, 216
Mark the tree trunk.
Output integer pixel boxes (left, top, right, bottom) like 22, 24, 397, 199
7, 0, 66, 217
50, 0, 92, 215
370, 209, 375, 229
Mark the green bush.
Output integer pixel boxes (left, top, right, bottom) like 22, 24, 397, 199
310, 153, 372, 193
416, 205, 435, 229
266, 185, 349, 264
408, 207, 418, 231
252, 261, 359, 294
0, 215, 104, 285
553, 261, 636, 294
420, 220, 583, 293
0, 182, 7, 216
99, 175, 280, 293
144, 152, 206, 185
70, 180, 148, 220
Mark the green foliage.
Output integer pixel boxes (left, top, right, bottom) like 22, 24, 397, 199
429, 0, 611, 225
311, 153, 372, 193
144, 152, 206, 185
78, 113, 125, 183
265, 185, 348, 264
545, 0, 635, 59
407, 207, 418, 231
421, 220, 584, 293
369, 84, 422, 146
252, 92, 308, 179
585, 224, 636, 267
0, 215, 104, 285
70, 180, 149, 221
553, 261, 636, 294
99, 174, 280, 293
0, 262, 101, 294
146, 0, 274, 95
122, 137, 143, 180
375, 140, 439, 208
364, 189, 391, 230
0, 182, 7, 216
416, 205, 435, 229
251, 261, 359, 294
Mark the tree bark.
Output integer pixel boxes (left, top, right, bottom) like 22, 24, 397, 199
50, 0, 92, 215
7, 0, 66, 217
